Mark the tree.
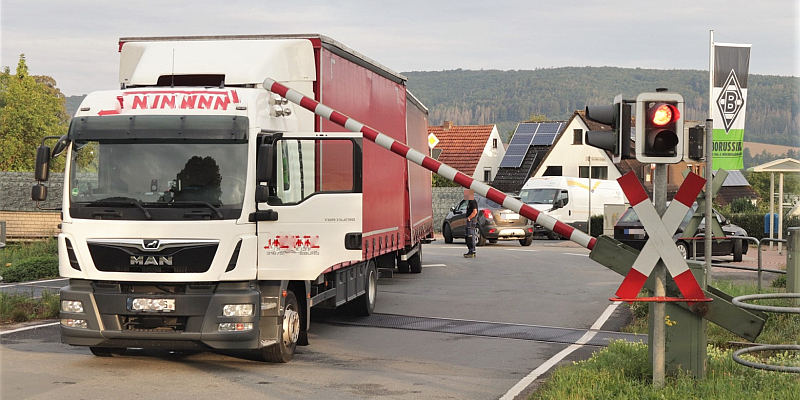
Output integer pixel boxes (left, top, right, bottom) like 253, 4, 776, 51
0, 54, 68, 171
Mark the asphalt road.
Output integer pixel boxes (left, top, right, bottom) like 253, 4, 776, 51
1, 238, 633, 400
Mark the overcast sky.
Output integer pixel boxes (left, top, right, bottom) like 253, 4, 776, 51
2, 0, 798, 96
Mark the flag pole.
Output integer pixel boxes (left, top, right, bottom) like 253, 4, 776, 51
706, 30, 715, 283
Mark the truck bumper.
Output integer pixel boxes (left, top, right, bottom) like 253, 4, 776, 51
59, 279, 265, 350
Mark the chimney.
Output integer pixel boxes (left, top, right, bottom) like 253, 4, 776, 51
443, 120, 454, 130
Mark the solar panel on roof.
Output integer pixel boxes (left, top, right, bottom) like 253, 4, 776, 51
532, 133, 557, 146
535, 122, 564, 134
514, 124, 540, 135
499, 155, 525, 168
505, 145, 529, 156
509, 133, 534, 146
721, 170, 749, 186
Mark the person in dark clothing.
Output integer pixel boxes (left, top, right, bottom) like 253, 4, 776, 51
464, 189, 479, 258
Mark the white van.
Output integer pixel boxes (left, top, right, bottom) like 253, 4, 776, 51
518, 177, 627, 239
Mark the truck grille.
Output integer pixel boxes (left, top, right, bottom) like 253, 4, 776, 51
120, 315, 188, 332
88, 242, 218, 273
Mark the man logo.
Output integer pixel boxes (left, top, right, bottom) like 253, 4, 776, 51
131, 256, 173, 266
143, 240, 160, 250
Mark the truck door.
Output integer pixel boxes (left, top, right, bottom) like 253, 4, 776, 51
255, 133, 363, 281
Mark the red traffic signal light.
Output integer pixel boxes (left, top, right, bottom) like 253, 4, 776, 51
635, 93, 684, 163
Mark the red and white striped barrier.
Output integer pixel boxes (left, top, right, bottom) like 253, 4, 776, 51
263, 78, 597, 250
615, 171, 707, 303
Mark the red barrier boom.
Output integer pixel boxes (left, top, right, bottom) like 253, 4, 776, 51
263, 78, 597, 250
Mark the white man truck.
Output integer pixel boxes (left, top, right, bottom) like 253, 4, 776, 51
31, 35, 434, 362
518, 177, 626, 239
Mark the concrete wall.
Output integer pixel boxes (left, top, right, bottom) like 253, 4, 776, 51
1, 172, 62, 239
432, 187, 464, 233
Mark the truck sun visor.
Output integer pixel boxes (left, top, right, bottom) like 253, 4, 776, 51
68, 115, 249, 141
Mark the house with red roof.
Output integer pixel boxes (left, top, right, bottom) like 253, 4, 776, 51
428, 121, 506, 182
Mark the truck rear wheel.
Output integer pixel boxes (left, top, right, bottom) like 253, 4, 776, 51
259, 290, 299, 363
409, 246, 422, 274
351, 261, 377, 316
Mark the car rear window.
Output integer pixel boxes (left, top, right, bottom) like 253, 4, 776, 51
477, 196, 502, 209
618, 208, 639, 223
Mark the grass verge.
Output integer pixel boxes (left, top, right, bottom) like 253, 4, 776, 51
0, 290, 60, 324
532, 279, 800, 399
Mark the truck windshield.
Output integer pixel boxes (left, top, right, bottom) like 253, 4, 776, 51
518, 188, 559, 205
67, 116, 248, 220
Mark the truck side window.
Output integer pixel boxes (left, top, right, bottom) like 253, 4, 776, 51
557, 190, 569, 207
270, 138, 359, 205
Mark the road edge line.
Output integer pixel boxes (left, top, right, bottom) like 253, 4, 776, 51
0, 321, 60, 336
500, 302, 621, 400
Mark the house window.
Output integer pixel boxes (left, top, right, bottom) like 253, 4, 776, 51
492, 138, 498, 149
483, 168, 492, 182
579, 166, 608, 180
542, 166, 562, 176
573, 129, 583, 145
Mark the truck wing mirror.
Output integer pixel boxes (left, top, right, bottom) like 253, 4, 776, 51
31, 184, 48, 202
34, 144, 51, 182
256, 143, 274, 183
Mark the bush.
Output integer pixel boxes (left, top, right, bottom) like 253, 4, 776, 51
727, 212, 799, 241
590, 215, 604, 238
1, 255, 59, 283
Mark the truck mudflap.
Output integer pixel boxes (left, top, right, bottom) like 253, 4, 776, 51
59, 279, 268, 350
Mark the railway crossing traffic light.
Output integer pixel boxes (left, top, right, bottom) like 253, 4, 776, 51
635, 92, 685, 163
584, 95, 631, 163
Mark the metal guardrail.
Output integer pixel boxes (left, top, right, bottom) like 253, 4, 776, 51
731, 293, 800, 373
680, 236, 787, 291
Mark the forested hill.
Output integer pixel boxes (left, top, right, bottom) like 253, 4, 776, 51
63, 67, 798, 146
403, 67, 799, 146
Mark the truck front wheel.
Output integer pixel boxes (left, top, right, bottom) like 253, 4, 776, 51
260, 291, 299, 363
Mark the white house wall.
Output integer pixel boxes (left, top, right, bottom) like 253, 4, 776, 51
533, 118, 622, 180
474, 126, 507, 182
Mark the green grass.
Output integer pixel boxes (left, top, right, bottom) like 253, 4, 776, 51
531, 341, 800, 400
0, 238, 58, 268
0, 290, 60, 324
533, 279, 799, 399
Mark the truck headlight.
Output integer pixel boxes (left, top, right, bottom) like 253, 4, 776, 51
61, 300, 84, 313
222, 304, 254, 317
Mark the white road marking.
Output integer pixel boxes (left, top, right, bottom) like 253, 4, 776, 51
564, 252, 589, 257
0, 321, 60, 336
0, 277, 68, 288
504, 249, 539, 252
422, 264, 447, 267
500, 302, 621, 400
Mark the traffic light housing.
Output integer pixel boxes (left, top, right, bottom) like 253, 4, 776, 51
584, 95, 631, 163
635, 92, 684, 163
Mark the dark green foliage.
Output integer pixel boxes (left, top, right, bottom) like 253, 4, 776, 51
727, 212, 800, 241
404, 67, 799, 146
590, 215, 604, 238
1, 255, 59, 283
730, 197, 759, 213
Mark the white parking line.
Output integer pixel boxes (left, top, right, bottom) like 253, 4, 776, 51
0, 277, 68, 288
0, 321, 60, 336
564, 252, 589, 257
500, 302, 621, 400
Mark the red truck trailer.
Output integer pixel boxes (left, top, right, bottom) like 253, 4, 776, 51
33, 34, 433, 362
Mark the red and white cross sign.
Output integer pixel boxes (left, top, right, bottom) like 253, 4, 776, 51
615, 171, 707, 303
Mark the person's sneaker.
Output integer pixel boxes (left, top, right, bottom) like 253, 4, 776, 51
463, 253, 476, 258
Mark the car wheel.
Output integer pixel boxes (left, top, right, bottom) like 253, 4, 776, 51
476, 228, 486, 247
733, 238, 743, 262
489, 239, 498, 244
519, 236, 533, 246
676, 241, 690, 260
546, 231, 559, 240
443, 224, 453, 244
